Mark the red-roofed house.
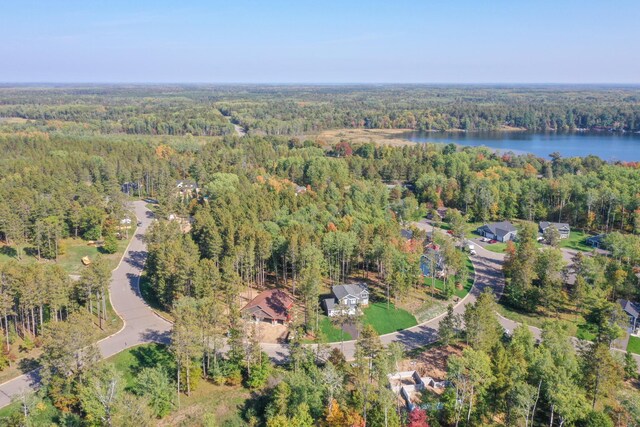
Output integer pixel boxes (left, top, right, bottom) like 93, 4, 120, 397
241, 289, 294, 324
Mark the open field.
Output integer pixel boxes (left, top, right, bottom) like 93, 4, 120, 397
0, 231, 134, 275
310, 128, 415, 147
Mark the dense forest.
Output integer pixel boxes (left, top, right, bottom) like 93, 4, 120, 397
1, 86, 640, 426
1, 85, 640, 136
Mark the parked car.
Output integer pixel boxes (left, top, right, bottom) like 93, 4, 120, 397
489, 239, 498, 244
470, 249, 477, 256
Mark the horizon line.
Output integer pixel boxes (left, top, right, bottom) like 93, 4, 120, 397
1, 81, 640, 87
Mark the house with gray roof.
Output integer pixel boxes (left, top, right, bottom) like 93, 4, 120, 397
586, 234, 606, 248
324, 283, 369, 317
620, 299, 640, 333
476, 221, 517, 242
539, 221, 571, 239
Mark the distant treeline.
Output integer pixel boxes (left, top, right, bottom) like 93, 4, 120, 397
1, 85, 639, 136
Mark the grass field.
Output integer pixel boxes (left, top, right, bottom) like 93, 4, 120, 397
559, 230, 594, 252
496, 302, 603, 343
0, 231, 134, 275
628, 336, 640, 355
363, 302, 417, 335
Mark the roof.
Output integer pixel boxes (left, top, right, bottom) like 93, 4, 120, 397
479, 221, 517, 238
241, 289, 293, 321
324, 298, 336, 311
586, 234, 605, 243
620, 299, 640, 319
333, 283, 368, 301
540, 221, 570, 231
401, 229, 414, 240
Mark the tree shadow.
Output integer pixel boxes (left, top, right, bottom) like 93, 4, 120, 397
23, 247, 39, 258
18, 357, 40, 375
124, 250, 146, 270
140, 328, 172, 345
128, 343, 175, 375
0, 246, 17, 258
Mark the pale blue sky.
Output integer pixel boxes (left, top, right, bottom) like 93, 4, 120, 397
1, 0, 638, 83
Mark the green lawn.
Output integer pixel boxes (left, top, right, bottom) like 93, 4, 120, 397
628, 336, 640, 355
363, 302, 417, 335
317, 315, 352, 343
483, 242, 509, 253
558, 230, 594, 252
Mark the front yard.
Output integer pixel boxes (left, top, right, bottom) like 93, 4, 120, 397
558, 230, 595, 252
628, 336, 640, 355
362, 302, 417, 335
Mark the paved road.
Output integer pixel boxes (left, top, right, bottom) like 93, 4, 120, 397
269, 220, 508, 360
0, 201, 171, 409
0, 210, 634, 408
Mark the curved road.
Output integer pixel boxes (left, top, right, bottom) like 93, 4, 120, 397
0, 201, 171, 408
264, 220, 507, 360
0, 209, 634, 407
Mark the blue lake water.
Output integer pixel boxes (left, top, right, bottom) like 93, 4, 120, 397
402, 131, 640, 161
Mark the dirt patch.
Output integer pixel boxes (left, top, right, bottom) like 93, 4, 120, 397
400, 343, 464, 382
253, 321, 289, 344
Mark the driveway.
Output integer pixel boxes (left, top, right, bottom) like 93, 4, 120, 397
0, 201, 171, 409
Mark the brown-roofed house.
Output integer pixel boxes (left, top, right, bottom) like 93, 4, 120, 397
242, 289, 294, 324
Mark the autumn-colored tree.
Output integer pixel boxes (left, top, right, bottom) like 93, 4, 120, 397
407, 408, 430, 427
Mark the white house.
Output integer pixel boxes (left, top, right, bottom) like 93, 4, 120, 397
323, 283, 369, 317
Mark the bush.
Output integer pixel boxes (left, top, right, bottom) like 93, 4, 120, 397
221, 362, 243, 386
135, 367, 175, 418
245, 354, 272, 389
580, 410, 613, 427
102, 233, 118, 254
83, 226, 102, 241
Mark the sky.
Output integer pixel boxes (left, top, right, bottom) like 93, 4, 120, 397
1, 0, 639, 84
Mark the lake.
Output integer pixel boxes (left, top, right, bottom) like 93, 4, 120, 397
402, 131, 640, 161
